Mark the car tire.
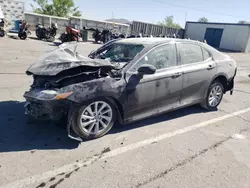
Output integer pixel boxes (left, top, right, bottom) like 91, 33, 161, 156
70, 98, 116, 140
201, 81, 224, 110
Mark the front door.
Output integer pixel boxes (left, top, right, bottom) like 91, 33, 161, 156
124, 43, 183, 122
124, 73, 158, 122
178, 43, 217, 105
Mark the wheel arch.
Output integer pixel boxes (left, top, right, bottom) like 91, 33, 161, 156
68, 95, 125, 125
105, 96, 124, 124
211, 74, 228, 93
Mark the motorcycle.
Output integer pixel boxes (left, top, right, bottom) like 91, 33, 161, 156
110, 33, 125, 40
92, 28, 102, 43
18, 20, 30, 40
92, 29, 114, 44
60, 25, 80, 43
36, 22, 58, 42
0, 18, 5, 37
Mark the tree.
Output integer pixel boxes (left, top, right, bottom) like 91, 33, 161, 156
157, 16, 182, 29
31, 0, 82, 17
198, 17, 208, 22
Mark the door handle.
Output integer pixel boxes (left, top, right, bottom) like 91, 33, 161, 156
171, 72, 182, 79
207, 65, 215, 70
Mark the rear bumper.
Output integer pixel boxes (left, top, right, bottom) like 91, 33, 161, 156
227, 68, 237, 95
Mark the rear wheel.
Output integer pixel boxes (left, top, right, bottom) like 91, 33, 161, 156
36, 30, 41, 39
71, 99, 116, 140
201, 81, 224, 110
46, 35, 55, 42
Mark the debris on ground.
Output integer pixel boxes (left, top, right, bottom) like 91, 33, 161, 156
102, 147, 111, 154
30, 150, 36, 154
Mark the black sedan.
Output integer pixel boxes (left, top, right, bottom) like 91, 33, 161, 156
24, 38, 237, 141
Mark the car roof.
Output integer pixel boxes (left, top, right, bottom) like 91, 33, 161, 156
115, 37, 200, 46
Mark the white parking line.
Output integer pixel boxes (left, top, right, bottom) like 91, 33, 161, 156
1, 107, 250, 188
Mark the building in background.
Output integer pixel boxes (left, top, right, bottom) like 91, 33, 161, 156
0, 0, 24, 29
185, 22, 250, 52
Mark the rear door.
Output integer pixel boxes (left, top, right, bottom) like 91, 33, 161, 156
178, 42, 217, 106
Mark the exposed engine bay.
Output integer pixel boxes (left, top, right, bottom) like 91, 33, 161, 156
30, 66, 121, 89
26, 42, 123, 89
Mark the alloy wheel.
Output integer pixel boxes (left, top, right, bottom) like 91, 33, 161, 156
208, 85, 223, 107
80, 101, 113, 135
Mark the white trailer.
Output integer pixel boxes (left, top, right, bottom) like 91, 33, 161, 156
185, 22, 250, 52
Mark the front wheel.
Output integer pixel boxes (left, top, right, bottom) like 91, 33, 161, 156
201, 81, 224, 110
71, 99, 116, 140
0, 29, 5, 37
19, 32, 27, 40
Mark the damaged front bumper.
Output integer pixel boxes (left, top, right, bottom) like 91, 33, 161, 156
23, 89, 83, 142
24, 90, 69, 121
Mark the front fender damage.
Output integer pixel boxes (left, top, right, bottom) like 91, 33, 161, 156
64, 77, 126, 141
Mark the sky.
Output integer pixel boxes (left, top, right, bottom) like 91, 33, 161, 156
23, 0, 250, 27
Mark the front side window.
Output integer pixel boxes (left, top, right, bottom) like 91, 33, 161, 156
179, 43, 203, 65
96, 43, 144, 63
133, 44, 177, 71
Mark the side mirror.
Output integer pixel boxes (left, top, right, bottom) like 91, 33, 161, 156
137, 64, 156, 75
88, 50, 96, 58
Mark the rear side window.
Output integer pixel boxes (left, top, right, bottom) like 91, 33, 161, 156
202, 48, 212, 61
179, 43, 203, 64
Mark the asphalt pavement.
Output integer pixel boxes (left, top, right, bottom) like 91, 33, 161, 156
0, 36, 250, 188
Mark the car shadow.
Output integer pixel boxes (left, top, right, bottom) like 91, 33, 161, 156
109, 105, 212, 134
0, 101, 79, 153
29, 37, 41, 41
0, 100, 212, 153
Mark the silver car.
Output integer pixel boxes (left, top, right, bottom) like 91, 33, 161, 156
24, 38, 237, 140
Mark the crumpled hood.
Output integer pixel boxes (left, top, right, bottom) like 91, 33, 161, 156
26, 43, 114, 76
26, 57, 114, 76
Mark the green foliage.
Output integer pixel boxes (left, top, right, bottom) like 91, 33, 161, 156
31, 0, 82, 17
198, 17, 208, 22
157, 16, 182, 29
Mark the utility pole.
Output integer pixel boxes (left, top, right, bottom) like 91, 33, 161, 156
185, 12, 187, 23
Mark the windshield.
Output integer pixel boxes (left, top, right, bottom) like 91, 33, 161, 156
96, 43, 144, 63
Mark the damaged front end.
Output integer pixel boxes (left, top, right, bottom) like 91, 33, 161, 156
23, 42, 117, 141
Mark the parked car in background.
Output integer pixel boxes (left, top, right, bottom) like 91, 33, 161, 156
23, 38, 237, 141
